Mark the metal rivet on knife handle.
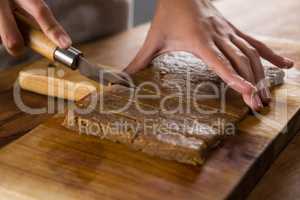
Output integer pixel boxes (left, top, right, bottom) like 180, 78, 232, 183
54, 47, 83, 70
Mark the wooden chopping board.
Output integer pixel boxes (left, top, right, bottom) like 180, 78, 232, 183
0, 23, 300, 200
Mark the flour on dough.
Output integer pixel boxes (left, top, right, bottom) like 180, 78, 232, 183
152, 51, 284, 87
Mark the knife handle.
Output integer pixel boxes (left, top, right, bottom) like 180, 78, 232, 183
15, 11, 82, 69
15, 11, 57, 61
19, 71, 96, 101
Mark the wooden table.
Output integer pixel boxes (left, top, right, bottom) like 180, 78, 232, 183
0, 0, 300, 199
216, 0, 300, 199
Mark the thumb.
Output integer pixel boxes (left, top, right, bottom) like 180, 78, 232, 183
124, 34, 161, 75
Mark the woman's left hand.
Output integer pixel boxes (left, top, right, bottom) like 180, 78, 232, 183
124, 0, 293, 111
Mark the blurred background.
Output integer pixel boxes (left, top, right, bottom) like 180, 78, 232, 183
134, 0, 156, 25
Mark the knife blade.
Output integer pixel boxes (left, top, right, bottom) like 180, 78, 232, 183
78, 57, 131, 87
15, 11, 133, 88
53, 47, 133, 87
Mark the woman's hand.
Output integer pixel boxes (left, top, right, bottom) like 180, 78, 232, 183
125, 0, 294, 111
0, 0, 71, 56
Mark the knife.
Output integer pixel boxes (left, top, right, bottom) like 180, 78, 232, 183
15, 11, 132, 88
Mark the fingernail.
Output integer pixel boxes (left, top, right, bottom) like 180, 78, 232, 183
59, 35, 72, 49
284, 57, 294, 67
254, 94, 263, 111
257, 95, 263, 107
262, 88, 272, 105
6, 40, 26, 57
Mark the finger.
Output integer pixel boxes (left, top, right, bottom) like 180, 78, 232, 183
213, 36, 264, 109
239, 34, 293, 68
0, 0, 24, 56
228, 23, 294, 68
231, 35, 271, 105
124, 33, 161, 75
194, 44, 263, 111
15, 0, 72, 49
214, 36, 256, 84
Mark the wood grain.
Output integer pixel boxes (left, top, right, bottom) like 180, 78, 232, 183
248, 133, 300, 200
0, 0, 299, 199
247, 73, 300, 199
0, 75, 300, 200
0, 27, 300, 200
0, 89, 52, 147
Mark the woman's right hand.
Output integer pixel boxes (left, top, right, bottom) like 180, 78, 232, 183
0, 0, 71, 56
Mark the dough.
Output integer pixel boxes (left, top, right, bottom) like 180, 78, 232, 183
63, 51, 285, 165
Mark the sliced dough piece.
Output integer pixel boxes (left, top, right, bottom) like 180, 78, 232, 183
63, 51, 285, 165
